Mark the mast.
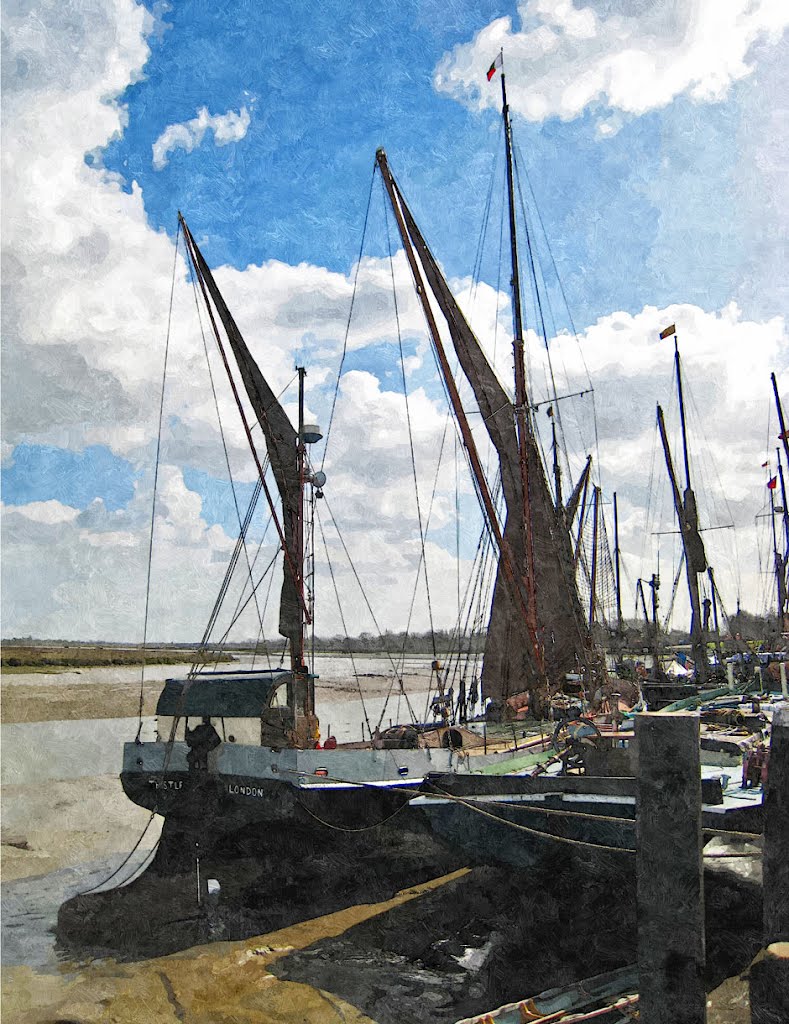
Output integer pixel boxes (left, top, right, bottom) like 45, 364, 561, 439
648, 572, 661, 671
656, 403, 708, 684
707, 567, 724, 669
589, 486, 600, 628
769, 463, 786, 627
296, 366, 307, 672
772, 372, 789, 470
375, 149, 541, 672
675, 341, 692, 491
551, 416, 563, 512
772, 374, 789, 630
613, 492, 623, 634
500, 67, 541, 670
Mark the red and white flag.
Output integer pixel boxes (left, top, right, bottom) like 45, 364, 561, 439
486, 53, 503, 81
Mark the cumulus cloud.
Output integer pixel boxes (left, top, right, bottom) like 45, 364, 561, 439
435, 0, 788, 125
151, 106, 251, 169
2, 0, 787, 643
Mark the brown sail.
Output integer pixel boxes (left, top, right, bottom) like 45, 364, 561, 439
182, 221, 302, 650
395, 193, 594, 700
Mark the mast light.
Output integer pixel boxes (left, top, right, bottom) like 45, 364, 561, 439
301, 424, 323, 444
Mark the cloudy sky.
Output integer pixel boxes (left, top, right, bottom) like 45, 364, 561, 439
1, 0, 787, 644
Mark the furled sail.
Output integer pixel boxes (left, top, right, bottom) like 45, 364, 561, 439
183, 223, 302, 649
396, 197, 593, 699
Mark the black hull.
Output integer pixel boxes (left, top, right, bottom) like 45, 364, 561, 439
57, 769, 466, 959
57, 762, 763, 959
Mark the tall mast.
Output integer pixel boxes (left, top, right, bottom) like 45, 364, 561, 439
551, 416, 563, 512
296, 366, 307, 673
613, 492, 623, 633
376, 149, 542, 671
778, 450, 789, 556
657, 403, 708, 684
500, 64, 541, 670
772, 372, 789, 469
675, 341, 692, 491
769, 458, 786, 626
772, 375, 789, 623
589, 486, 600, 628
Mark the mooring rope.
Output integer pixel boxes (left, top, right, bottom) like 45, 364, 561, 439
135, 221, 182, 740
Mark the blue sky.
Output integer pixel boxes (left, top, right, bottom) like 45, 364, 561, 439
96, 0, 777, 326
2, 0, 787, 638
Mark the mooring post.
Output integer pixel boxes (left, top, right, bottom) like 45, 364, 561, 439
727, 663, 735, 692
779, 662, 787, 699
636, 712, 705, 1024
751, 705, 789, 1023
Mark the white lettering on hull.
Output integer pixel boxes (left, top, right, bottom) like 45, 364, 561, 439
149, 779, 183, 790
228, 783, 267, 799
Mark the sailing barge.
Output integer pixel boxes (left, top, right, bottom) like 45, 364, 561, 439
58, 68, 765, 954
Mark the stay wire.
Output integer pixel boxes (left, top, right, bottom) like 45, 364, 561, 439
185, 260, 268, 662
383, 185, 438, 662
315, 507, 373, 738
320, 491, 420, 725
77, 812, 158, 895
136, 221, 181, 741
321, 166, 377, 470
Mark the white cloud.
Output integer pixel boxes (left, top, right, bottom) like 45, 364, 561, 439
434, 0, 788, 125
3, 500, 81, 525
2, 0, 787, 643
151, 106, 251, 169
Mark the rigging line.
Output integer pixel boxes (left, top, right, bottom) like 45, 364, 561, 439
384, 188, 438, 662
425, 787, 634, 853
512, 147, 566, 442
76, 812, 157, 895
215, 501, 276, 674
112, 835, 161, 890
320, 490, 420, 725
663, 551, 686, 631
197, 548, 281, 660
185, 264, 268, 665
492, 135, 506, 378
290, 770, 637, 853
181, 221, 305, 617
190, 476, 265, 674
136, 221, 181, 740
250, 550, 280, 671
455, 433, 461, 621
445, 479, 502, 675
315, 507, 373, 738
390, 410, 450, 685
449, 519, 495, 697
515, 143, 603, 491
296, 793, 411, 833
518, 148, 594, 391
469, 137, 499, 309
320, 165, 377, 471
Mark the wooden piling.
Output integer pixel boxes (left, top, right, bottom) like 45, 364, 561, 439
751, 706, 789, 1023
763, 705, 789, 944
635, 712, 705, 1024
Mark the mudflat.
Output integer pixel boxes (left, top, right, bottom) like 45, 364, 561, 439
1, 662, 428, 724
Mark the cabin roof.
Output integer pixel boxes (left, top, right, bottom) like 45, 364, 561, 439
156, 670, 291, 717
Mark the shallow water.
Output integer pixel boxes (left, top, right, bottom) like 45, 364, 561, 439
1, 657, 437, 977
2, 849, 156, 971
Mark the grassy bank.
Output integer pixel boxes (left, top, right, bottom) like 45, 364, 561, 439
1, 644, 235, 671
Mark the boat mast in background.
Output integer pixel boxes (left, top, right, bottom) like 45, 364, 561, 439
656, 328, 709, 685
500, 60, 541, 674
771, 372, 789, 633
